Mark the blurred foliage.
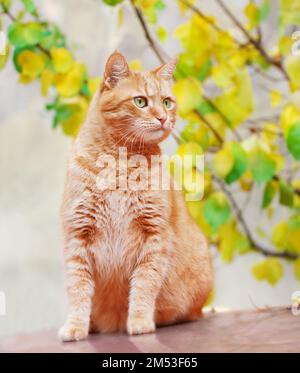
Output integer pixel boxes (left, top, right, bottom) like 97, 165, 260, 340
1, 0, 300, 286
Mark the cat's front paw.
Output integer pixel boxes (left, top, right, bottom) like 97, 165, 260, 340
127, 317, 156, 335
58, 320, 89, 342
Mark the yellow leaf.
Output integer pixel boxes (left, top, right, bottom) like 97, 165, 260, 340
0, 43, 10, 69
270, 90, 282, 107
87, 77, 101, 96
280, 104, 300, 137
252, 258, 283, 285
272, 220, 300, 254
51, 47, 73, 73
261, 122, 279, 144
19, 73, 36, 84
244, 2, 259, 30
174, 15, 216, 59
173, 77, 202, 117
129, 59, 143, 71
54, 62, 85, 98
17, 50, 45, 78
213, 144, 234, 178
219, 220, 250, 262
211, 63, 234, 88
156, 26, 167, 43
118, 7, 123, 28
278, 35, 294, 56
286, 55, 300, 91
214, 68, 254, 127
239, 170, 253, 192
41, 69, 54, 96
177, 0, 196, 15
61, 96, 89, 137
186, 200, 202, 220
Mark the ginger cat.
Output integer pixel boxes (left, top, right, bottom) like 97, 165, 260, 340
58, 51, 213, 342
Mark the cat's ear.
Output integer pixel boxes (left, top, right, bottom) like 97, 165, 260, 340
103, 51, 131, 89
153, 57, 178, 80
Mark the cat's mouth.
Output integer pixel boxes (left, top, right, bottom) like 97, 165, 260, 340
148, 124, 171, 132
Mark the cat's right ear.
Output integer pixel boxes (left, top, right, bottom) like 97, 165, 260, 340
103, 51, 131, 90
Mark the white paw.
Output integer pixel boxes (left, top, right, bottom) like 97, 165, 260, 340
127, 317, 156, 335
58, 322, 88, 342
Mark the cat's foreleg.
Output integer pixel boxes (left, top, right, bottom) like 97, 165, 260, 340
58, 241, 94, 342
127, 237, 170, 335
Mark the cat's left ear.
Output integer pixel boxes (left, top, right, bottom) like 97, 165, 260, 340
103, 51, 131, 89
153, 57, 178, 80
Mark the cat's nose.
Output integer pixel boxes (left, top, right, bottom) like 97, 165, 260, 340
157, 117, 167, 125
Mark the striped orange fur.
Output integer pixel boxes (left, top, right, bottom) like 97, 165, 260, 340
58, 51, 213, 342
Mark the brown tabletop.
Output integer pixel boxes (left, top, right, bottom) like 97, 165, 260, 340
0, 307, 297, 353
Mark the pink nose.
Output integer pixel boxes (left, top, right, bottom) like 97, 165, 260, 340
157, 117, 167, 125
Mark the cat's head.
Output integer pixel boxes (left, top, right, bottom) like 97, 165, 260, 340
99, 51, 177, 145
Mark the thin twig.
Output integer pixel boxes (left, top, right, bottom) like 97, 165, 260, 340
130, 0, 164, 64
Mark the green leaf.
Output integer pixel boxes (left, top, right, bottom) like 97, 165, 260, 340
249, 149, 276, 183
225, 142, 248, 184
8, 22, 45, 48
155, 0, 165, 10
262, 180, 277, 209
40, 27, 65, 50
21, 0, 37, 15
53, 103, 78, 128
288, 215, 300, 229
102, 0, 123, 6
279, 179, 294, 207
259, 0, 270, 21
197, 100, 215, 116
287, 122, 300, 160
197, 58, 213, 81
252, 258, 283, 285
204, 192, 231, 231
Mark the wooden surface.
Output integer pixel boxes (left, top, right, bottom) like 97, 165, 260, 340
0, 307, 298, 353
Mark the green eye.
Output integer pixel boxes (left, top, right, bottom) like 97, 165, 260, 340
163, 98, 173, 109
134, 97, 147, 108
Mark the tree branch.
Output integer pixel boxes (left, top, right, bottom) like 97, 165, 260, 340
213, 175, 298, 260
2, 6, 51, 58
129, 0, 165, 64
215, 0, 289, 80
180, 0, 289, 80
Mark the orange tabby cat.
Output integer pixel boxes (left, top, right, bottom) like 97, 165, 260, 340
58, 51, 213, 342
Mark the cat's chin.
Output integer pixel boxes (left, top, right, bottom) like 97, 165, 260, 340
143, 128, 171, 144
